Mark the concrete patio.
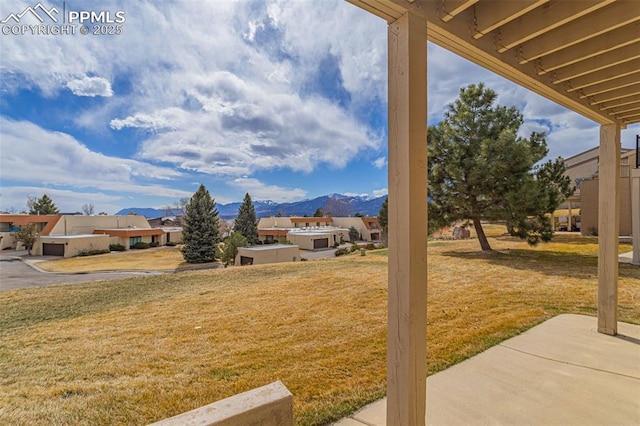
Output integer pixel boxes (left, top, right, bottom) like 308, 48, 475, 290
335, 314, 640, 425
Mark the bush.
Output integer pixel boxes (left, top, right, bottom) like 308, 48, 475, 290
150, 242, 160, 247
75, 248, 110, 257
165, 241, 178, 246
334, 248, 350, 257
110, 243, 126, 252
131, 242, 151, 249
349, 244, 360, 253
365, 243, 376, 250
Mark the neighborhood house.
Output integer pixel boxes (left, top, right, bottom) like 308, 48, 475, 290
0, 214, 183, 257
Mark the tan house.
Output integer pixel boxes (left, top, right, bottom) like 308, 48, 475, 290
0, 214, 182, 257
235, 244, 300, 266
559, 147, 637, 237
257, 216, 382, 249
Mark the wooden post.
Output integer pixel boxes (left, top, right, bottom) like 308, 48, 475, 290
632, 168, 640, 265
597, 124, 620, 335
387, 11, 427, 426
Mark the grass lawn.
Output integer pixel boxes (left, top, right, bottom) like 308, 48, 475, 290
35, 246, 201, 273
1, 229, 638, 425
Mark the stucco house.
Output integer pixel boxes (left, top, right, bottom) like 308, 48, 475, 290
257, 216, 382, 250
235, 244, 300, 266
0, 214, 183, 257
559, 146, 638, 237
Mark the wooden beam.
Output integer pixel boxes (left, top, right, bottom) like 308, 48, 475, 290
518, 1, 639, 63
551, 43, 640, 82
564, 60, 640, 91
598, 93, 640, 110
439, 0, 477, 22
472, 0, 548, 39
604, 104, 640, 115
589, 83, 640, 105
537, 22, 640, 74
387, 11, 427, 426
580, 72, 640, 97
496, 0, 614, 53
597, 124, 620, 336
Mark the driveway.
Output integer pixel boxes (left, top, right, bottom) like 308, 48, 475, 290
0, 252, 163, 292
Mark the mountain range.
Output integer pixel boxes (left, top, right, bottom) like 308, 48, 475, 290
115, 193, 387, 220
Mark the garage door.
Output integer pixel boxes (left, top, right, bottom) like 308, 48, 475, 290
313, 238, 329, 249
43, 243, 65, 256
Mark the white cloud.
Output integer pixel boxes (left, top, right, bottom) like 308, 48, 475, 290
372, 188, 388, 198
229, 177, 306, 203
66, 76, 113, 97
373, 156, 386, 169
0, 117, 186, 191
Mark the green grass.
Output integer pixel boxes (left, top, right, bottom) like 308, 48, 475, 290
1, 232, 638, 425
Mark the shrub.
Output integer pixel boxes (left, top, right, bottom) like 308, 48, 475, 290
334, 248, 350, 257
110, 243, 126, 252
131, 242, 151, 249
150, 242, 160, 247
365, 243, 376, 250
349, 244, 360, 253
75, 248, 110, 257
165, 241, 178, 246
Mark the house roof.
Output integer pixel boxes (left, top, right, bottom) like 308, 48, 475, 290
348, 0, 640, 127
0, 214, 62, 236
93, 228, 165, 237
290, 217, 334, 223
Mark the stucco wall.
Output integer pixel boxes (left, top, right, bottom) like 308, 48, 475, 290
235, 245, 300, 265
33, 235, 110, 258
48, 215, 152, 236
581, 177, 632, 236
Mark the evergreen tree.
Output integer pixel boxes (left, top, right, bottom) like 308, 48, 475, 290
28, 194, 59, 215
378, 196, 388, 234
313, 207, 324, 217
234, 193, 259, 245
348, 226, 360, 242
181, 184, 220, 263
428, 84, 573, 251
221, 232, 248, 265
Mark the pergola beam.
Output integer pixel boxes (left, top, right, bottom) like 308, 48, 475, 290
551, 43, 640, 83
471, 0, 547, 39
518, 1, 639, 64
589, 83, 640, 105
439, 0, 478, 22
564, 60, 640, 91
580, 72, 640, 98
537, 22, 640, 74
496, 0, 614, 53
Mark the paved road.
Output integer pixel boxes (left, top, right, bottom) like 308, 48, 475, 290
0, 256, 162, 292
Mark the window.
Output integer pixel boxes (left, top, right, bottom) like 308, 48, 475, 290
130, 236, 142, 246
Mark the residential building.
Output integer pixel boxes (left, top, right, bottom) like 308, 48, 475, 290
0, 214, 183, 257
235, 244, 300, 266
559, 146, 637, 236
257, 216, 382, 250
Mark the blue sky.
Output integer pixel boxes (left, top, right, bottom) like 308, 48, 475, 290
1, 0, 638, 214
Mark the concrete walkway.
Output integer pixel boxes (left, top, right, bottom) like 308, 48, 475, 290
335, 314, 640, 425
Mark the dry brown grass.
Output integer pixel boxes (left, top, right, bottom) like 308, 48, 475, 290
35, 246, 202, 273
1, 232, 638, 425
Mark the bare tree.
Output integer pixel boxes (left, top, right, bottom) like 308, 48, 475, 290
163, 197, 190, 216
81, 203, 95, 215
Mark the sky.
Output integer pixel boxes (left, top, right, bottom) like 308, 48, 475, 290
1, 0, 638, 214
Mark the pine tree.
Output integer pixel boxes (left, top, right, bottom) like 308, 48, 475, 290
428, 83, 573, 251
234, 193, 259, 245
181, 184, 220, 263
221, 232, 248, 265
378, 196, 388, 234
28, 194, 59, 215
